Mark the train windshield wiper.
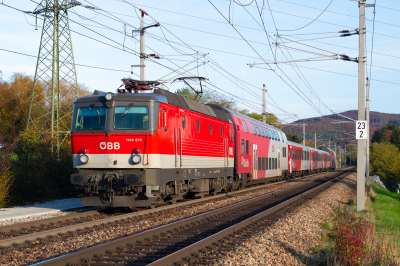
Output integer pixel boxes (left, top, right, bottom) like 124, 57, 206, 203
90, 104, 101, 116
91, 103, 102, 123
121, 103, 133, 118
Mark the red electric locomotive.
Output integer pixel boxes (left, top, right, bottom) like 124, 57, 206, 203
70, 81, 336, 208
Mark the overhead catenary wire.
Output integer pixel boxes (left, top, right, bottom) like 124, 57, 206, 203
278, 0, 333, 31
208, 0, 325, 116
86, 1, 399, 61
243, 2, 327, 115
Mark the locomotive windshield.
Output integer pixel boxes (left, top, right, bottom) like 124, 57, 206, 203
114, 106, 149, 129
75, 105, 106, 130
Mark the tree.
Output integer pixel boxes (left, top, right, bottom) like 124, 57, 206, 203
286, 133, 302, 144
371, 130, 382, 143
0, 73, 90, 142
370, 142, 400, 188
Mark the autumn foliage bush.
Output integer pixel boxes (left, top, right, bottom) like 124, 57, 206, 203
0, 73, 91, 206
334, 214, 397, 265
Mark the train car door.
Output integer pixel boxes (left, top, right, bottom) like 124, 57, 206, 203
253, 143, 258, 179
224, 125, 229, 167
176, 112, 184, 168
277, 148, 281, 176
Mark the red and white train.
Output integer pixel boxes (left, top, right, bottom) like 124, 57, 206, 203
71, 85, 336, 207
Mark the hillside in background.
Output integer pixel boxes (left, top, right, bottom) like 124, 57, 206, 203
282, 110, 400, 149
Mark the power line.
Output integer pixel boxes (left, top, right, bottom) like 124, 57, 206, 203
247, 2, 327, 115
278, 0, 400, 29
295, 65, 400, 86
278, 0, 333, 31
92, 1, 399, 61
0, 48, 133, 73
208, 0, 324, 116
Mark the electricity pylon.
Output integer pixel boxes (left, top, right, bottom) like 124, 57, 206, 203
26, 0, 80, 153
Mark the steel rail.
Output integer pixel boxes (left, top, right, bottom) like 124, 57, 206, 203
32, 169, 353, 266
150, 170, 353, 266
0, 209, 102, 235
0, 170, 335, 248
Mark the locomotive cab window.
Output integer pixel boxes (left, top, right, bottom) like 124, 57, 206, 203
114, 106, 149, 129
197, 119, 200, 132
75, 105, 106, 130
220, 126, 223, 136
182, 115, 186, 129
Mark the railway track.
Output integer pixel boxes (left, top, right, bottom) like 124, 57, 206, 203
28, 168, 353, 266
0, 169, 342, 250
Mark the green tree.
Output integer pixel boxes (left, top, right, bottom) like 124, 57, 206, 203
286, 133, 302, 144
370, 142, 400, 188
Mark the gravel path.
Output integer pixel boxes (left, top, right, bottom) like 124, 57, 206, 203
214, 172, 357, 265
1, 173, 335, 265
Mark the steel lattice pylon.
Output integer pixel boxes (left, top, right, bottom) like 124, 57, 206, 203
26, 0, 80, 153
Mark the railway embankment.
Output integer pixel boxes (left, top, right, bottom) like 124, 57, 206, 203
214, 172, 399, 266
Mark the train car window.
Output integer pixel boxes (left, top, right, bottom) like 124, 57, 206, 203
262, 127, 267, 138
182, 115, 186, 129
209, 123, 212, 135
260, 126, 265, 137
269, 158, 272, 170
250, 122, 257, 135
255, 125, 261, 136
276, 131, 281, 141
220, 126, 223, 137
280, 132, 285, 142
262, 158, 265, 170
307, 152, 309, 160
230, 128, 233, 142
75, 106, 106, 130
266, 157, 269, 169
246, 140, 249, 155
275, 158, 277, 169
197, 119, 200, 132
258, 157, 262, 170
114, 106, 148, 129
242, 119, 249, 133
271, 130, 276, 140
241, 139, 245, 154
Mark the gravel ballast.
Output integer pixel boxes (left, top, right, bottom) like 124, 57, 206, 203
1, 172, 339, 265
214, 172, 357, 265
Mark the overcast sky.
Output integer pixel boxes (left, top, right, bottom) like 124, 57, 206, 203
1, 0, 399, 123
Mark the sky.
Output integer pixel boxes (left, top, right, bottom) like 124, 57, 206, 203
0, 0, 399, 123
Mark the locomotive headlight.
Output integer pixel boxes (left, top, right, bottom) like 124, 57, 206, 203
80, 154, 89, 164
132, 154, 141, 164
105, 92, 114, 101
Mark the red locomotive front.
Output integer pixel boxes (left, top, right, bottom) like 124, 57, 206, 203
70, 88, 235, 208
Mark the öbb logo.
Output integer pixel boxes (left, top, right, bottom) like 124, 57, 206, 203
100, 142, 120, 150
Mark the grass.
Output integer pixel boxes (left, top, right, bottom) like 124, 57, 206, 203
367, 183, 400, 249
301, 184, 400, 265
